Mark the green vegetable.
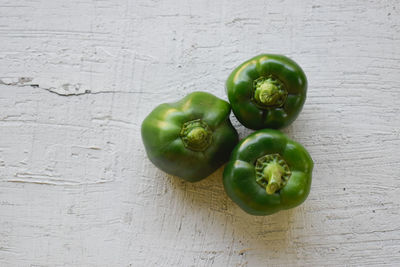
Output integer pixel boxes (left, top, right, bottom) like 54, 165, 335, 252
141, 91, 239, 182
223, 129, 313, 215
226, 54, 307, 129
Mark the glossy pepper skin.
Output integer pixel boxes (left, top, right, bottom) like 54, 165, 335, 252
226, 54, 307, 130
223, 129, 313, 216
142, 91, 239, 182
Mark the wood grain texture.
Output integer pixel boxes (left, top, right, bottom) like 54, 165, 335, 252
1, 0, 400, 266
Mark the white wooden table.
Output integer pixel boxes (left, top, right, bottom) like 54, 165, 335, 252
1, 1, 400, 266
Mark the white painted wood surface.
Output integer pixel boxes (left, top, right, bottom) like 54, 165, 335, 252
1, 0, 400, 266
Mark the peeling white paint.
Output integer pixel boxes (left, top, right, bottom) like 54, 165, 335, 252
1, 0, 400, 266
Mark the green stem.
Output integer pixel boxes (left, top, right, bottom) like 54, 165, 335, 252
255, 81, 280, 106
187, 127, 207, 145
252, 77, 287, 108
263, 162, 284, 195
180, 119, 212, 152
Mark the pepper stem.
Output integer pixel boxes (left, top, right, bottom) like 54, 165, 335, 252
187, 127, 207, 145
180, 119, 212, 152
255, 154, 291, 195
263, 162, 284, 195
253, 77, 287, 108
255, 81, 279, 105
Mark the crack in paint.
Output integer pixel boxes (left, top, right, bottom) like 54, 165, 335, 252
0, 77, 142, 96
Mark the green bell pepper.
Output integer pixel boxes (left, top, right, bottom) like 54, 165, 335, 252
223, 129, 313, 215
226, 54, 307, 129
141, 91, 239, 182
